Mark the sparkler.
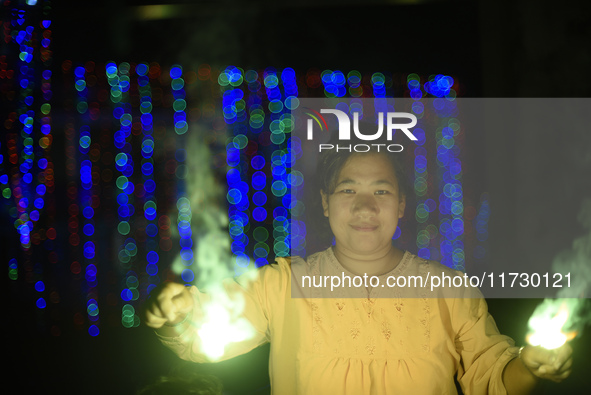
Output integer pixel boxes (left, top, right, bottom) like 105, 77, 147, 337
170, 224, 259, 361
166, 121, 261, 361
526, 299, 578, 350
197, 296, 256, 360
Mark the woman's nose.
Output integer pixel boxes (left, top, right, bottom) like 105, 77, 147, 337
352, 194, 378, 215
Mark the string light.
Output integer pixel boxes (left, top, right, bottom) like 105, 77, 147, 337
137, 62, 160, 294
425, 75, 465, 270
321, 69, 346, 98
347, 70, 363, 98
264, 68, 290, 259
76, 63, 101, 336
281, 68, 305, 258
108, 61, 140, 329
2, 4, 19, 278
5, 57, 473, 337
245, 69, 270, 267
14, 8, 36, 251
170, 64, 195, 285
0, 1, 58, 337
407, 73, 432, 260
221, 66, 250, 274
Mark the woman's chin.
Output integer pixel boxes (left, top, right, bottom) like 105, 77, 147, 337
338, 243, 390, 258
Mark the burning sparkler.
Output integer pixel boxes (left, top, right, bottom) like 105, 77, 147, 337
526, 200, 591, 351
196, 288, 257, 360
526, 299, 579, 350
167, 126, 259, 361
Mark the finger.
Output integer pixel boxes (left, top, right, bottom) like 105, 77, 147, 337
144, 282, 193, 325
156, 284, 188, 321
536, 361, 572, 379
520, 346, 543, 370
144, 317, 166, 329
162, 282, 190, 297
536, 364, 555, 375
552, 344, 573, 369
555, 357, 573, 374
548, 368, 572, 383
522, 345, 557, 368
144, 309, 168, 328
172, 288, 194, 314
144, 300, 166, 321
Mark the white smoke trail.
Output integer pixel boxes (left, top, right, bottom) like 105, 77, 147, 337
527, 199, 591, 347
553, 198, 591, 299
170, 124, 257, 360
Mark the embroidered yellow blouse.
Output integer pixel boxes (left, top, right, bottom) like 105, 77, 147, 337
158, 248, 519, 394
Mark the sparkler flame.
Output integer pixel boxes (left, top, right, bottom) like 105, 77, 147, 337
189, 255, 259, 361
197, 299, 256, 360
169, 129, 259, 362
526, 300, 578, 350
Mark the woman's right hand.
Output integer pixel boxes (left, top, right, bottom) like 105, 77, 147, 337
144, 282, 194, 329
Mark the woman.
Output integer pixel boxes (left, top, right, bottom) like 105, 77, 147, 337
144, 137, 572, 394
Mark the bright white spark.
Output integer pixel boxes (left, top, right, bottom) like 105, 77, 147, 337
197, 300, 255, 360
527, 305, 570, 350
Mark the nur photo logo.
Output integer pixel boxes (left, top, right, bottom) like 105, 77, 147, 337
302, 105, 418, 152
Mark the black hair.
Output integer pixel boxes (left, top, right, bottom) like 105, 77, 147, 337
316, 128, 410, 198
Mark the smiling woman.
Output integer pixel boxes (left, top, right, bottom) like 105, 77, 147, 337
320, 153, 406, 276
146, 126, 574, 394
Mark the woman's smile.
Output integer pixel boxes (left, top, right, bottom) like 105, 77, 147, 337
350, 223, 379, 232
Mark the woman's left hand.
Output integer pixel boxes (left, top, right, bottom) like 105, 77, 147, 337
519, 344, 573, 382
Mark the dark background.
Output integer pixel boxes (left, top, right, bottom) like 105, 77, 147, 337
6, 0, 591, 393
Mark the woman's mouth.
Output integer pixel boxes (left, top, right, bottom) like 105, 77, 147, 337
350, 224, 378, 232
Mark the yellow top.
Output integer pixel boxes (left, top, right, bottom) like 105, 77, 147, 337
158, 248, 519, 395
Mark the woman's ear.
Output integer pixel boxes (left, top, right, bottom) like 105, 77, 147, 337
398, 194, 406, 219
320, 190, 329, 217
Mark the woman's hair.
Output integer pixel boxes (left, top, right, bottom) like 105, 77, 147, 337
316, 132, 410, 198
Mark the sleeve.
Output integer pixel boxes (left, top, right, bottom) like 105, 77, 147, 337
155, 258, 289, 363
453, 295, 520, 395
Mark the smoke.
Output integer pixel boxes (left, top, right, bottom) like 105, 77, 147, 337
528, 199, 591, 343
553, 198, 591, 299
170, 124, 257, 360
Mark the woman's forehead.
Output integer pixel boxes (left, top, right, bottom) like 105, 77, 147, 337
337, 153, 399, 182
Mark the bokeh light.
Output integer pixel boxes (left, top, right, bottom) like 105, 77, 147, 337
2, 6, 468, 337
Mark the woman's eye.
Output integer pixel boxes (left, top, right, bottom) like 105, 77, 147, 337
340, 189, 355, 194
375, 190, 390, 195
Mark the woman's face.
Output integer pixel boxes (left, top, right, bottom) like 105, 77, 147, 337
321, 153, 406, 259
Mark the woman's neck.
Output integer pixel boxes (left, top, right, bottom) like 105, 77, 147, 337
332, 245, 404, 277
